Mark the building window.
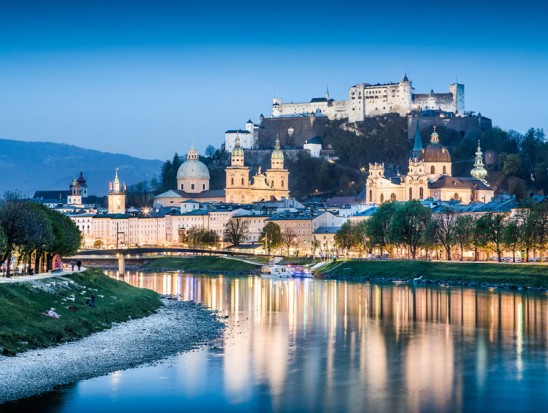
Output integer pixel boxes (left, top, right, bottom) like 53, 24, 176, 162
419, 187, 424, 199
390, 193, 396, 201
369, 190, 372, 201
443, 165, 447, 175
281, 180, 284, 188
241, 178, 244, 185
191, 184, 195, 190
380, 193, 384, 203
203, 184, 206, 190
431, 166, 435, 174
409, 188, 413, 200
231, 177, 234, 185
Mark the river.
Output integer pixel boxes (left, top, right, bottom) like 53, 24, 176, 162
5, 272, 548, 413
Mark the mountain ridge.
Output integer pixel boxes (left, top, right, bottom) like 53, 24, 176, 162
0, 138, 163, 196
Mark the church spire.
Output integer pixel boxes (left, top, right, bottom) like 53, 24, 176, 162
470, 140, 488, 181
411, 121, 422, 160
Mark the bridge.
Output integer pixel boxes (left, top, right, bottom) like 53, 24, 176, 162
69, 247, 272, 273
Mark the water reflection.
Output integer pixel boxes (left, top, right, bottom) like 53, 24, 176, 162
112, 272, 548, 412
8, 272, 548, 413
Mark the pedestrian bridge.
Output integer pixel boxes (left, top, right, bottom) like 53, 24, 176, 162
70, 246, 268, 260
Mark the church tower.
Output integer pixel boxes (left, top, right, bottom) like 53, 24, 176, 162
225, 136, 250, 203
470, 140, 488, 181
410, 121, 423, 161
108, 169, 126, 214
67, 176, 83, 206
265, 137, 289, 199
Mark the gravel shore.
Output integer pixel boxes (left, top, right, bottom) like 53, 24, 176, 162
0, 299, 224, 405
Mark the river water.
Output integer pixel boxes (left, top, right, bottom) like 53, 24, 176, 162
6, 272, 548, 413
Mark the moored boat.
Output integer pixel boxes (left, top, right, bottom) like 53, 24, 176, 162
260, 265, 295, 279
292, 266, 313, 278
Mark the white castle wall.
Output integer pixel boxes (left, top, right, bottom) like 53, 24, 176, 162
272, 78, 464, 122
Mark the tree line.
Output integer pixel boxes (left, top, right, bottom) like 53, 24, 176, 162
335, 200, 548, 262
0, 195, 81, 276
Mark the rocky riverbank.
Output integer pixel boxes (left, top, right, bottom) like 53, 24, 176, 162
0, 299, 224, 405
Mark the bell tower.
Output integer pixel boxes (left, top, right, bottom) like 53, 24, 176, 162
225, 136, 250, 203
108, 169, 126, 214
265, 137, 289, 199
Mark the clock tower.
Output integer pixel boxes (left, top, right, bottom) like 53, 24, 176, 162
108, 169, 126, 214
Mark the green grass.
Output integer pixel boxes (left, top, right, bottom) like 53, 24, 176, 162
142, 256, 261, 272
317, 260, 548, 289
0, 269, 161, 355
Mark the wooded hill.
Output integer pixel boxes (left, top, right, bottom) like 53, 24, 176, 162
154, 117, 547, 201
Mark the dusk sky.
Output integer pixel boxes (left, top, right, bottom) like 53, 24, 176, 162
0, 0, 546, 161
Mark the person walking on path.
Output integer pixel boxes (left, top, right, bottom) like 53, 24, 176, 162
76, 260, 82, 271
71, 261, 76, 271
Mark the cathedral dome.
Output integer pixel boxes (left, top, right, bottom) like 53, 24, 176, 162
420, 128, 451, 163
177, 146, 210, 180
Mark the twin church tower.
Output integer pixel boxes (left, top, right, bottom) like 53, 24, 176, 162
224, 136, 289, 203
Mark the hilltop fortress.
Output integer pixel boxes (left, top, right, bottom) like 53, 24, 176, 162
272, 75, 465, 122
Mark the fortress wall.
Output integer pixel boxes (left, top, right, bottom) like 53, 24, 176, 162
259, 116, 328, 148
407, 115, 493, 141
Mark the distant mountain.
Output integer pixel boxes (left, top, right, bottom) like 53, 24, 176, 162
0, 139, 163, 196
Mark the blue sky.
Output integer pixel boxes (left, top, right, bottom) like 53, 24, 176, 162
0, 0, 547, 160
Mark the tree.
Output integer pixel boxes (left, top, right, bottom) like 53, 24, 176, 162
503, 216, 523, 262
365, 201, 397, 256
475, 213, 506, 262
281, 227, 298, 256
205, 145, 216, 158
0, 200, 37, 276
223, 219, 249, 247
354, 221, 372, 256
259, 222, 282, 254
202, 230, 219, 249
432, 207, 458, 260
335, 221, 356, 255
42, 207, 81, 270
156, 153, 183, 194
389, 201, 431, 259
529, 202, 548, 261
503, 154, 522, 176
184, 226, 204, 248
454, 215, 476, 261
126, 181, 153, 208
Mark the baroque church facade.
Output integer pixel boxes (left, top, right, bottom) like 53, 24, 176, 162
366, 127, 494, 205
225, 136, 289, 203
153, 137, 289, 207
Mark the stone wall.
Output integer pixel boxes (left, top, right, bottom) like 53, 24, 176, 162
407, 114, 492, 141
258, 115, 328, 148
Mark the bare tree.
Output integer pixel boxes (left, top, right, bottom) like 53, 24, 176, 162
433, 207, 458, 261
281, 227, 297, 256
223, 219, 249, 247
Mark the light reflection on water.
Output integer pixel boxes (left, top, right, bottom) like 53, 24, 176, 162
8, 272, 548, 413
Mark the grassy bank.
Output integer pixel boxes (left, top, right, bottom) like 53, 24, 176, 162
142, 256, 261, 273
0, 269, 161, 355
317, 260, 548, 289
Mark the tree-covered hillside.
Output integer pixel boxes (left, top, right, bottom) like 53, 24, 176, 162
153, 118, 547, 201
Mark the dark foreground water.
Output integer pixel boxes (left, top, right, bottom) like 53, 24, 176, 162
5, 272, 548, 413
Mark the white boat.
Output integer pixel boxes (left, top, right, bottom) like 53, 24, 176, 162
292, 266, 313, 278
260, 265, 295, 279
